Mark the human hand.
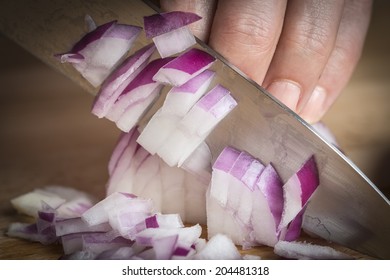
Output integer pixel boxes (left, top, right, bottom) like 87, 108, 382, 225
160, 0, 372, 123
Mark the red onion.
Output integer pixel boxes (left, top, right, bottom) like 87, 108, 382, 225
207, 147, 320, 249
157, 84, 237, 167
279, 156, 319, 232
91, 43, 156, 118
144, 11, 201, 58
193, 234, 242, 260
56, 19, 141, 87
153, 48, 216, 86
137, 69, 215, 155
105, 58, 173, 132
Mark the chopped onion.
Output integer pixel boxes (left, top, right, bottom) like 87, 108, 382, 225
10, 185, 95, 218
279, 156, 319, 231
193, 234, 242, 260
54, 218, 111, 236
137, 70, 215, 155
144, 11, 201, 58
207, 146, 320, 248
106, 128, 209, 225
56, 20, 141, 87
91, 43, 156, 118
105, 58, 173, 132
157, 84, 237, 167
153, 48, 216, 86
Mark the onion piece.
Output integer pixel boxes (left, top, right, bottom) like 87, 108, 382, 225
56, 20, 141, 87
81, 192, 138, 226
193, 234, 242, 260
153, 26, 196, 58
60, 250, 96, 260
181, 141, 212, 185
115, 89, 160, 132
107, 128, 209, 225
91, 43, 156, 118
137, 70, 215, 155
153, 48, 216, 86
10, 190, 66, 218
82, 234, 134, 255
157, 85, 237, 167
54, 218, 111, 236
95, 246, 139, 260
274, 240, 354, 260
105, 128, 146, 195
7, 222, 57, 245
255, 164, 284, 228
105, 58, 173, 131
10, 185, 95, 218
144, 11, 201, 58
107, 131, 133, 176
279, 156, 319, 231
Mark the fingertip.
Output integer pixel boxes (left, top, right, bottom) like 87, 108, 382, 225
299, 86, 328, 124
266, 80, 301, 112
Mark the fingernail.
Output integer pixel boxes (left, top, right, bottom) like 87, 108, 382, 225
266, 81, 301, 112
300, 86, 327, 123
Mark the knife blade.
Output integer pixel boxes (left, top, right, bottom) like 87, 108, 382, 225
0, 0, 388, 259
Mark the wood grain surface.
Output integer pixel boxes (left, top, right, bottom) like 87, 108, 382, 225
0, 1, 389, 260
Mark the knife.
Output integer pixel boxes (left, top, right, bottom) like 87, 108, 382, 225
1, 0, 388, 259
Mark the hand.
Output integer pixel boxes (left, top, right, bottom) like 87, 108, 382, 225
160, 0, 372, 123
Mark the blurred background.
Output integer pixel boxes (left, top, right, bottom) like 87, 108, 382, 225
0, 1, 389, 259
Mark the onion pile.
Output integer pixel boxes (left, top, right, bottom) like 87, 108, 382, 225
8, 188, 245, 260
106, 127, 209, 225
7, 11, 351, 260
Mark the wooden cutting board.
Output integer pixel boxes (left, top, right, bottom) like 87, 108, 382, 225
0, 1, 388, 259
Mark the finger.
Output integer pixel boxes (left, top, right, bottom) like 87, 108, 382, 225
300, 0, 373, 123
208, 0, 288, 84
160, 0, 217, 42
263, 0, 345, 113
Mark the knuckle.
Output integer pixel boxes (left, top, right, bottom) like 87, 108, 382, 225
219, 12, 277, 54
288, 21, 332, 59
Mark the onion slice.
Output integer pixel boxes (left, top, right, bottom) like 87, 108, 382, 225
56, 20, 141, 87
279, 156, 319, 231
157, 84, 237, 167
144, 11, 201, 58
137, 70, 215, 155
105, 58, 173, 132
153, 48, 216, 86
91, 43, 156, 118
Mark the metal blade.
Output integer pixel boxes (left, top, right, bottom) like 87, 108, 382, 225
1, 0, 388, 259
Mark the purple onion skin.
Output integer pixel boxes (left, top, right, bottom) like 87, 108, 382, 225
170, 70, 215, 94
145, 215, 159, 228
144, 11, 201, 38
122, 57, 174, 94
282, 207, 305, 242
71, 21, 116, 53
297, 156, 319, 205
163, 48, 215, 74
105, 43, 155, 85
173, 246, 190, 257
213, 146, 241, 172
198, 85, 230, 111
256, 164, 284, 227
230, 152, 253, 181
